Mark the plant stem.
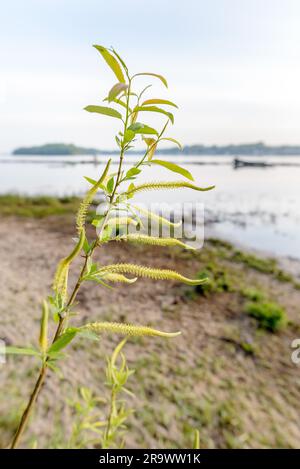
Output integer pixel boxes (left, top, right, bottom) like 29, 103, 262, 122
10, 254, 90, 449
104, 388, 116, 447
10, 80, 133, 450
135, 120, 169, 169
10, 365, 46, 449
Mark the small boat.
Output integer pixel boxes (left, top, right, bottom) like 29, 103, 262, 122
233, 158, 273, 169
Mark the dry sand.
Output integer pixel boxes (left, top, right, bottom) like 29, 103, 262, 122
1, 216, 300, 448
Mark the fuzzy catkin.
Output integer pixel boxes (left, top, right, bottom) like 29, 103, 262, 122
98, 263, 207, 285
127, 181, 215, 196
82, 322, 181, 338
117, 233, 194, 250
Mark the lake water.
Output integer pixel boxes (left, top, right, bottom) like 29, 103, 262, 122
0, 154, 300, 259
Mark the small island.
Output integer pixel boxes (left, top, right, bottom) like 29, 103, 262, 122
13, 143, 101, 155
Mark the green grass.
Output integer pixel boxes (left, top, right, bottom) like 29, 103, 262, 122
244, 301, 287, 332
241, 288, 266, 302
232, 249, 296, 286
0, 194, 81, 218
207, 238, 234, 251
232, 250, 277, 274
192, 263, 234, 297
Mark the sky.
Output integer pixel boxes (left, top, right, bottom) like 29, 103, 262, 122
1, 0, 300, 152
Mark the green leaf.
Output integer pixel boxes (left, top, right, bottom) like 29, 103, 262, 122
107, 176, 114, 194
150, 159, 194, 181
48, 330, 78, 354
142, 137, 157, 160
84, 105, 122, 120
111, 48, 128, 74
5, 346, 40, 356
82, 236, 91, 254
133, 106, 174, 124
126, 167, 141, 178
126, 182, 136, 199
124, 129, 135, 144
77, 329, 100, 341
133, 72, 168, 88
108, 82, 128, 102
104, 97, 129, 111
141, 98, 178, 108
99, 224, 113, 242
84, 176, 97, 185
160, 137, 183, 150
128, 123, 158, 135
93, 45, 125, 83
47, 361, 62, 376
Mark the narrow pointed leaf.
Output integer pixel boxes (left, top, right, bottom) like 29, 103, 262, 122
84, 176, 106, 191
143, 137, 157, 160
108, 83, 128, 102
107, 177, 114, 194
133, 106, 174, 124
160, 137, 183, 150
151, 159, 194, 181
5, 346, 40, 356
48, 330, 78, 354
124, 129, 135, 144
104, 97, 130, 111
126, 167, 141, 178
128, 122, 158, 135
93, 45, 125, 83
84, 105, 122, 120
142, 98, 178, 108
133, 72, 168, 88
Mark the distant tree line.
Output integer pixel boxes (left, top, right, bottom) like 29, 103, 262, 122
13, 141, 300, 156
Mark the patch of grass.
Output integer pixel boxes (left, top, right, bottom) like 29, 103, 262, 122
244, 301, 287, 332
194, 264, 234, 297
240, 341, 257, 355
275, 269, 294, 283
232, 250, 277, 274
232, 249, 297, 287
241, 288, 266, 302
0, 194, 81, 218
207, 238, 234, 251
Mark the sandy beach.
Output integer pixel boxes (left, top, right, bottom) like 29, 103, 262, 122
1, 215, 300, 448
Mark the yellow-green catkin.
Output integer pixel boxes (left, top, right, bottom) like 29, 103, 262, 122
82, 322, 181, 338
98, 263, 207, 285
100, 273, 137, 284
39, 300, 49, 353
76, 159, 111, 234
132, 204, 182, 228
127, 181, 215, 196
116, 233, 194, 250
53, 229, 85, 299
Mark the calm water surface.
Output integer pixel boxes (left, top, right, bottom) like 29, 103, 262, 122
0, 154, 299, 259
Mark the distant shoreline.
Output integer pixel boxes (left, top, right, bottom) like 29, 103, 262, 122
12, 142, 300, 156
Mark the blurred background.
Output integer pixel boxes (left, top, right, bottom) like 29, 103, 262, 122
1, 0, 300, 449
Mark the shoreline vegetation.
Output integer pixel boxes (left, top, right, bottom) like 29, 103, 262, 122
1, 205, 300, 448
12, 142, 300, 156
0, 195, 299, 284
